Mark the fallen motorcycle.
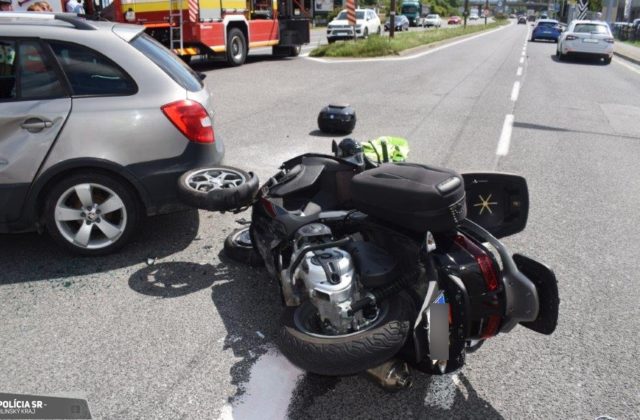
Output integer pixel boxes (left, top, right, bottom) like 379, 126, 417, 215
177, 139, 559, 387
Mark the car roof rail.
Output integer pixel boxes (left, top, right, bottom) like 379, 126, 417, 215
0, 12, 96, 30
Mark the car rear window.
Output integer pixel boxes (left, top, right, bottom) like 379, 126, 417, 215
49, 41, 137, 97
537, 22, 557, 27
573, 23, 609, 34
130, 33, 203, 92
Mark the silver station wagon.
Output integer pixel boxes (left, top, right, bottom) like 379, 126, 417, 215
0, 13, 224, 255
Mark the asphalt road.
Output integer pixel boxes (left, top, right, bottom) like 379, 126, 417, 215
2, 22, 640, 419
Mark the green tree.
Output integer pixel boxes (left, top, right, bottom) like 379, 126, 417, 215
588, 0, 602, 12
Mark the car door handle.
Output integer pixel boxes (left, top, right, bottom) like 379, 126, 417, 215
21, 118, 53, 131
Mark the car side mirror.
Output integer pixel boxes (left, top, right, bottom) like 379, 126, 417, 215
462, 172, 529, 239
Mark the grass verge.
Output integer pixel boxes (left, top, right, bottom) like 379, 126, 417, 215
622, 40, 640, 48
310, 20, 509, 58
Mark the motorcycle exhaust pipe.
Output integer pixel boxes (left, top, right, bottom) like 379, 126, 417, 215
365, 359, 413, 391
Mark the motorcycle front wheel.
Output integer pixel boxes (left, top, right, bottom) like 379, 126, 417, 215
278, 293, 413, 376
177, 166, 259, 211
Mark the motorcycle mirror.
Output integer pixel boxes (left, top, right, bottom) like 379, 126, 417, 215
461, 172, 529, 239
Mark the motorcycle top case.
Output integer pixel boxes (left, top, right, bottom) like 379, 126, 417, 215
317, 104, 356, 134
351, 163, 467, 232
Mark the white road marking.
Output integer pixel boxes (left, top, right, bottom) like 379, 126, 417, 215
521, 51, 526, 56
520, 57, 525, 63
303, 23, 511, 62
614, 57, 640, 75
510, 81, 521, 101
219, 348, 303, 420
516, 66, 523, 76
496, 114, 515, 156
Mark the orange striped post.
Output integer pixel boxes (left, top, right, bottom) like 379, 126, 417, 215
188, 0, 199, 22
346, 0, 356, 40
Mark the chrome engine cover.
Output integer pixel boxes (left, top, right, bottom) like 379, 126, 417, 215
300, 247, 356, 333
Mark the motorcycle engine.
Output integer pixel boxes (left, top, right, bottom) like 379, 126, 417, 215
293, 223, 359, 334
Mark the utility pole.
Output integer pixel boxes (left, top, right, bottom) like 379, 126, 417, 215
463, 0, 469, 28
484, 0, 488, 24
390, 0, 396, 38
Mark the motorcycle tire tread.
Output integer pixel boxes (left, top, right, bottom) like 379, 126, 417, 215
177, 166, 259, 212
278, 294, 413, 376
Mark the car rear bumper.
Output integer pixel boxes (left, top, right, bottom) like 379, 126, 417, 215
127, 138, 225, 216
562, 41, 613, 56
533, 32, 560, 41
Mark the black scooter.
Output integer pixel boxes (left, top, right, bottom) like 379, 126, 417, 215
177, 139, 559, 388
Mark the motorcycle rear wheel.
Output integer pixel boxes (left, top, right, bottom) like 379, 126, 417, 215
278, 293, 413, 376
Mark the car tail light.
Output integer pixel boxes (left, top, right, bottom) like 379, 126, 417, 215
566, 34, 577, 40
605, 38, 614, 43
161, 100, 215, 144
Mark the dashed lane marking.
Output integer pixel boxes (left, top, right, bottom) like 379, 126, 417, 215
496, 114, 515, 156
510, 81, 521, 101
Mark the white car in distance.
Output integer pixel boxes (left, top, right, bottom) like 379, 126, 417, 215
424, 13, 442, 28
327, 9, 382, 43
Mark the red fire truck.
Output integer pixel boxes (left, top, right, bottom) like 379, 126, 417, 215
10, 0, 309, 66
91, 0, 311, 66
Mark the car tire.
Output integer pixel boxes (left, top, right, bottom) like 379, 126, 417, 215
224, 227, 264, 266
44, 172, 140, 256
278, 293, 413, 376
226, 28, 247, 66
177, 166, 259, 212
363, 28, 369, 39
328, 38, 335, 44
603, 56, 612, 65
377, 26, 382, 35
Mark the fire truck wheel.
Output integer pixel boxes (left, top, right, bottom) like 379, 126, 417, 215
177, 166, 259, 211
290, 45, 301, 57
226, 28, 247, 66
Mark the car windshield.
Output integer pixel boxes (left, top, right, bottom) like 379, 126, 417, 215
130, 33, 202, 92
336, 11, 365, 20
427, 14, 438, 18
402, 5, 417, 13
573, 23, 609, 34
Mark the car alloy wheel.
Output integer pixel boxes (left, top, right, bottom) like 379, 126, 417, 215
55, 183, 126, 249
45, 172, 140, 255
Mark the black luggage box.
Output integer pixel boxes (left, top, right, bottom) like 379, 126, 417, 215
317, 104, 356, 134
351, 163, 467, 232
